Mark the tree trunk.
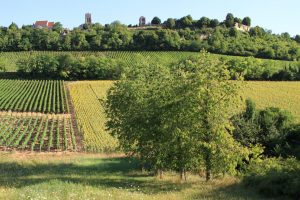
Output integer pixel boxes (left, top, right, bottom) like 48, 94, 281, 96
206, 169, 211, 181
157, 169, 163, 179
180, 169, 187, 181
180, 169, 184, 181
205, 154, 212, 181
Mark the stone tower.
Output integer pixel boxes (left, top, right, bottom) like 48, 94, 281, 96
139, 16, 146, 27
85, 13, 92, 24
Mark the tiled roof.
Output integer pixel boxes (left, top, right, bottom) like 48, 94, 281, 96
34, 21, 54, 28
48, 22, 55, 28
35, 21, 48, 27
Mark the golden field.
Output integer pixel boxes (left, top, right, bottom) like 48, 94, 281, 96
68, 81, 300, 152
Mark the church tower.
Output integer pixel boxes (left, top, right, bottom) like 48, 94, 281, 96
85, 13, 92, 24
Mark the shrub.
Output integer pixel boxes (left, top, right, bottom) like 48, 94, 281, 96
243, 157, 300, 199
16, 54, 122, 80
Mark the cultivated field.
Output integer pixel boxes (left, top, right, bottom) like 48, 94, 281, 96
0, 80, 68, 113
67, 81, 300, 153
0, 112, 76, 151
0, 79, 78, 151
0, 51, 295, 72
68, 81, 118, 152
242, 81, 300, 122
0, 52, 299, 152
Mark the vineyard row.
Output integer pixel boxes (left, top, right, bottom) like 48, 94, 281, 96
0, 112, 77, 151
0, 79, 69, 114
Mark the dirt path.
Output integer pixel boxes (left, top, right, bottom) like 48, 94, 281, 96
0, 111, 71, 119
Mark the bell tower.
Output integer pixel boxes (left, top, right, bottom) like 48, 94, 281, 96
85, 13, 92, 24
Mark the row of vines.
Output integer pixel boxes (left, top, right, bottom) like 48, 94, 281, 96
0, 80, 68, 113
68, 81, 118, 152
0, 112, 76, 151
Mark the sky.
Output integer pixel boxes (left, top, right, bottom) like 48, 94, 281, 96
0, 0, 299, 36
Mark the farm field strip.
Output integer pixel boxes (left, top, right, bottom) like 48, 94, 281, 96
241, 81, 300, 123
0, 112, 77, 151
68, 81, 300, 153
0, 79, 68, 113
0, 51, 295, 72
68, 81, 118, 152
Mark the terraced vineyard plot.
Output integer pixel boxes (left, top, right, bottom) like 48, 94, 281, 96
0, 79, 68, 113
68, 81, 118, 152
0, 112, 77, 151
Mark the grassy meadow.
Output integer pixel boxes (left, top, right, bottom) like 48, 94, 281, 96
0, 152, 266, 200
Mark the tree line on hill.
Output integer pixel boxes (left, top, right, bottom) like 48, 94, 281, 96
14, 53, 300, 81
0, 13, 300, 61
147, 13, 251, 29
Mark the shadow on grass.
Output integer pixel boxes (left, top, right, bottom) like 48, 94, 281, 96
0, 156, 270, 198
0, 157, 192, 195
191, 181, 267, 200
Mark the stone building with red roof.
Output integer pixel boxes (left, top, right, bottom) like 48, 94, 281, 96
34, 21, 55, 29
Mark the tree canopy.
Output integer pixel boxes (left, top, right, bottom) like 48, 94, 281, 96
104, 52, 248, 180
151, 17, 161, 25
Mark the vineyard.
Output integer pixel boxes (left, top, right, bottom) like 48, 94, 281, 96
0, 51, 296, 72
68, 81, 118, 152
0, 112, 77, 151
241, 81, 300, 122
68, 80, 300, 153
0, 51, 299, 153
0, 79, 79, 151
0, 79, 68, 113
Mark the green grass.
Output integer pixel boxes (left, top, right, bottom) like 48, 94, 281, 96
0, 152, 266, 200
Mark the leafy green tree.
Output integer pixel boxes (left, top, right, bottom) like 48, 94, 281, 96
281, 125, 300, 159
196, 17, 210, 29
233, 99, 293, 156
258, 47, 275, 59
164, 18, 176, 29
176, 52, 246, 181
104, 59, 182, 177
71, 29, 89, 50
156, 29, 181, 50
210, 19, 220, 28
295, 35, 300, 43
281, 32, 291, 39
234, 17, 242, 24
225, 13, 235, 27
151, 17, 161, 25
258, 107, 293, 155
244, 99, 256, 121
242, 17, 251, 26
176, 15, 193, 28
229, 27, 239, 37
61, 34, 72, 50
8, 22, 18, 30
249, 26, 266, 37
105, 52, 247, 181
52, 22, 63, 32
